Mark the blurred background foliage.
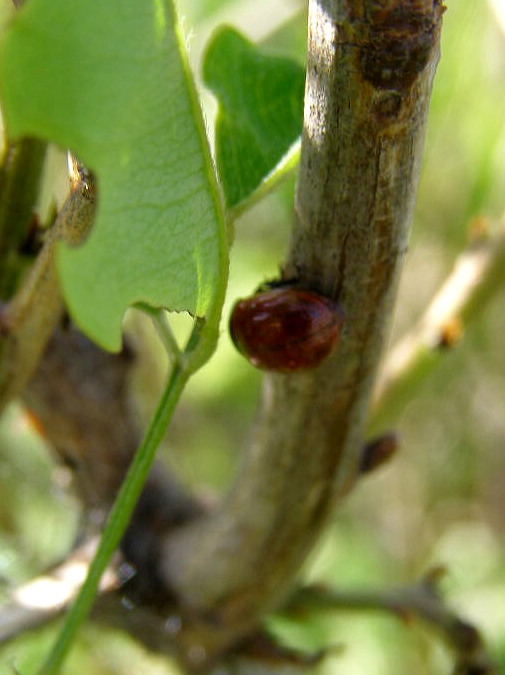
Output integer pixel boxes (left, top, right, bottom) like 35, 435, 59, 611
1, 0, 505, 673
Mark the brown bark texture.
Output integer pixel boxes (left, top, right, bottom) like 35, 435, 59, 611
0, 0, 446, 672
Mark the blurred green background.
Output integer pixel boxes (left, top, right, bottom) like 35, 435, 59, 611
1, 0, 505, 673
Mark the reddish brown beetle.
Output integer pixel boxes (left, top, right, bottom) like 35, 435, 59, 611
229, 286, 345, 372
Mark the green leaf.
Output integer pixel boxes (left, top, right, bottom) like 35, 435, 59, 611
0, 0, 228, 351
203, 26, 305, 211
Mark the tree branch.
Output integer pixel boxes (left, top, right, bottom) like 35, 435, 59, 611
283, 573, 495, 674
0, 164, 95, 416
158, 0, 445, 664
371, 221, 505, 430
0, 539, 117, 644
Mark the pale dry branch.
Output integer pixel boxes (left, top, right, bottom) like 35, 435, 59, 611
0, 165, 95, 417
371, 222, 505, 430
0, 539, 117, 644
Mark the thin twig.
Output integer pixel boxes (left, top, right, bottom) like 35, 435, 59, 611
0, 167, 95, 415
371, 222, 505, 431
283, 574, 496, 674
137, 303, 182, 365
0, 539, 118, 645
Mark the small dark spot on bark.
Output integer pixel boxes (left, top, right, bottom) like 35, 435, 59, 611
360, 5, 443, 90
59, 448, 80, 470
453, 620, 480, 650
360, 432, 398, 475
372, 92, 404, 122
437, 317, 462, 349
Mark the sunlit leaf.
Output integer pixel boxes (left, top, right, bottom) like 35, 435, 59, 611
0, 0, 227, 351
203, 26, 305, 211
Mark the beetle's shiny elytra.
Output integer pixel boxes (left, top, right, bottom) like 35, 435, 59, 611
229, 287, 345, 372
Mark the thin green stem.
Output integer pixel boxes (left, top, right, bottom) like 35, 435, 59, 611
137, 303, 182, 363
38, 360, 190, 674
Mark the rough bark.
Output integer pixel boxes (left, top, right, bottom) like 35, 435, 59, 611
159, 0, 445, 665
